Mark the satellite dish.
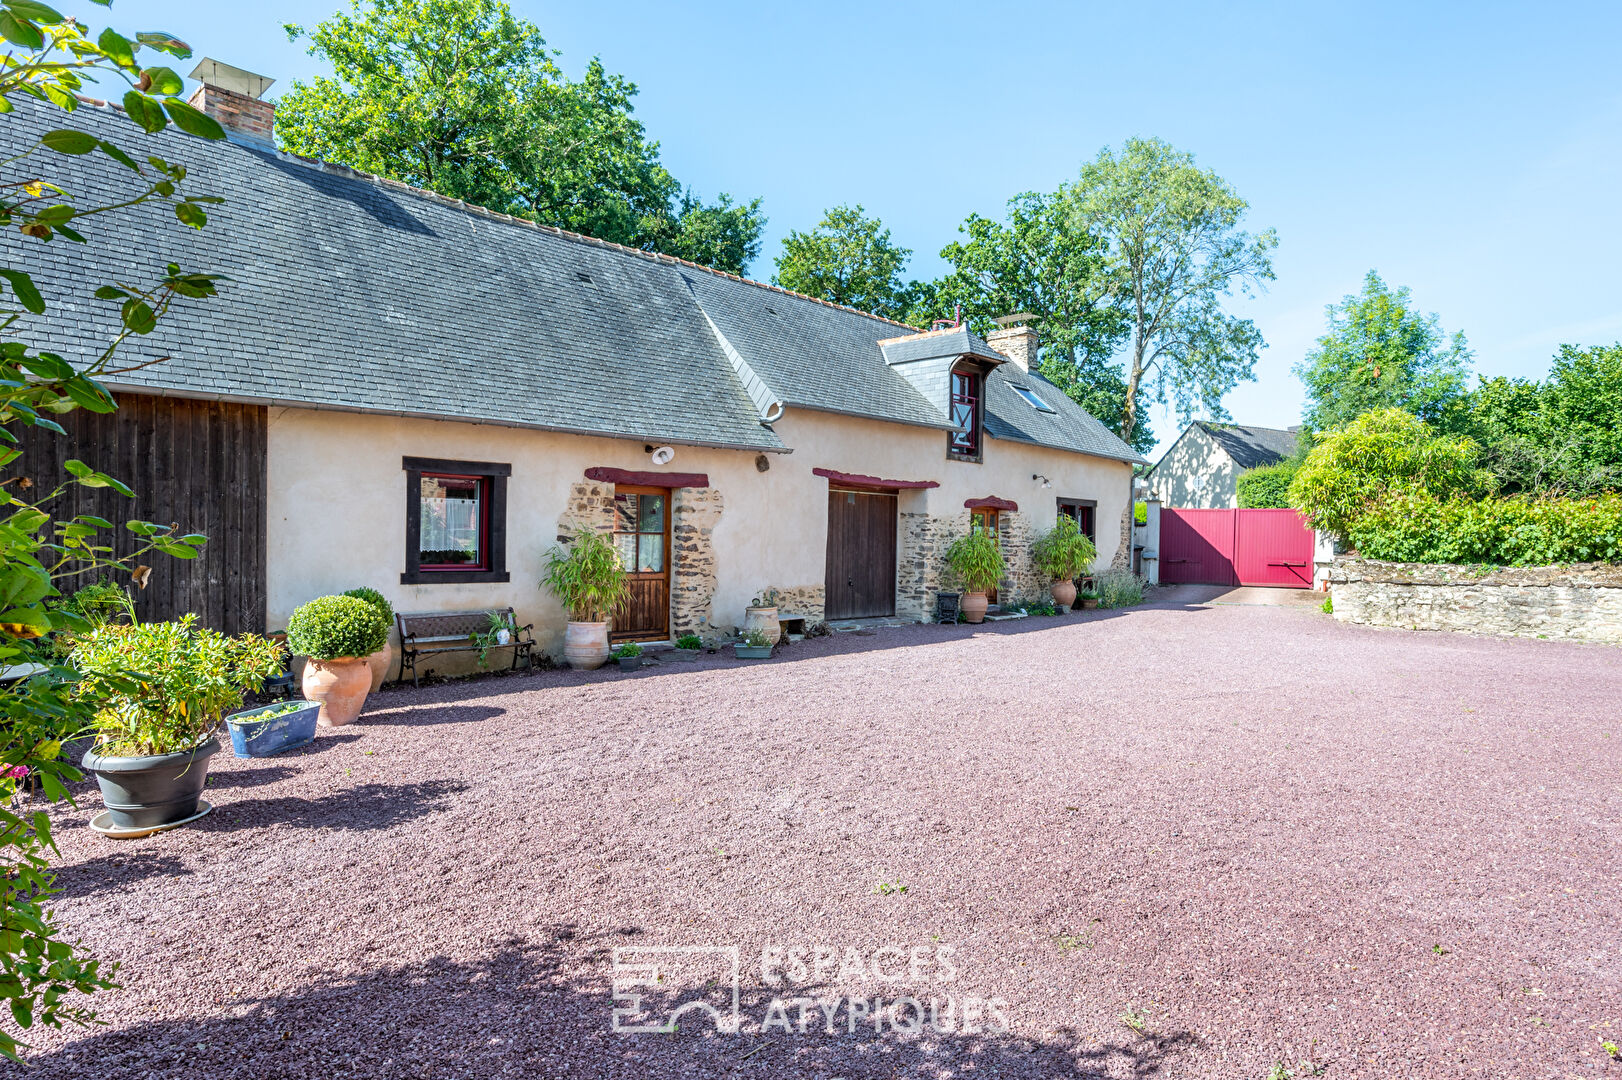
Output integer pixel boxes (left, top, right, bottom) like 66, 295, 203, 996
650, 446, 676, 466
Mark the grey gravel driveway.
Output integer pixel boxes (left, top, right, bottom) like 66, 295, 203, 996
24, 596, 1622, 1079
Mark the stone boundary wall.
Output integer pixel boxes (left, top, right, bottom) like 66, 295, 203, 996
1327, 558, 1622, 645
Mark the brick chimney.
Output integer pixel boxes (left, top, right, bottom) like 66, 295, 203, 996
186, 58, 275, 149
986, 313, 1038, 373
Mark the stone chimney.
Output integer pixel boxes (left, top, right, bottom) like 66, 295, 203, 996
186, 58, 275, 149
985, 313, 1038, 373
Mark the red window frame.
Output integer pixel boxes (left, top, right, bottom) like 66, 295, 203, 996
949, 369, 982, 458
417, 472, 491, 572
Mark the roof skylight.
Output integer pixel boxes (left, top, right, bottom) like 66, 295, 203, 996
1010, 384, 1055, 413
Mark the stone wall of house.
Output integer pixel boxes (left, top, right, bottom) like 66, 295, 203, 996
1111, 502, 1132, 570
1327, 558, 1622, 645
671, 486, 723, 642
996, 510, 1045, 602
558, 481, 615, 538
897, 510, 967, 622
754, 585, 825, 623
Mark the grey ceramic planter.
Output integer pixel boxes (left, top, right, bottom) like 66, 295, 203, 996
734, 644, 773, 659
81, 737, 220, 830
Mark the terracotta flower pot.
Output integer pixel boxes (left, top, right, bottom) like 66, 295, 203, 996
364, 643, 394, 693
564, 621, 610, 670
960, 591, 989, 624
743, 605, 781, 646
1050, 580, 1077, 609
301, 657, 371, 727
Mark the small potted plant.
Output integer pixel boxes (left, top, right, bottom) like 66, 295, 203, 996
671, 633, 703, 661
224, 698, 322, 758
1078, 587, 1100, 610
74, 615, 285, 830
468, 609, 517, 668
1030, 517, 1097, 610
542, 528, 628, 670
613, 642, 643, 671
286, 594, 389, 727
744, 589, 782, 646
942, 531, 1006, 624
734, 628, 773, 659
343, 586, 395, 692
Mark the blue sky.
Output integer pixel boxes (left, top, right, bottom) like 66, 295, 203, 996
105, 0, 1622, 456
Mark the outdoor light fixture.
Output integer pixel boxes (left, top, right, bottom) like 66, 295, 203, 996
1033, 474, 1051, 488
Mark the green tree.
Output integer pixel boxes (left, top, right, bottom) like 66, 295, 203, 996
0, 1, 224, 1058
773, 204, 913, 318
1288, 409, 1490, 540
1067, 137, 1277, 448
1467, 343, 1622, 495
279, 0, 765, 273
907, 190, 1148, 451
1295, 271, 1473, 433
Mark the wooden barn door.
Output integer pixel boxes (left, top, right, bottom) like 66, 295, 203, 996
824, 488, 897, 619
611, 486, 670, 641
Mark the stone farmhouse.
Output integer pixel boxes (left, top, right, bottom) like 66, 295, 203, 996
10, 63, 1144, 659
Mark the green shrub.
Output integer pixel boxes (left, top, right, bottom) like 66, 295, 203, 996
1031, 516, 1097, 581
1094, 569, 1144, 608
286, 594, 389, 660
73, 616, 286, 757
1237, 462, 1297, 508
614, 642, 643, 659
740, 628, 771, 648
1347, 491, 1622, 565
943, 531, 1006, 593
542, 528, 628, 622
674, 634, 703, 650
1133, 500, 1148, 526
1289, 408, 1490, 539
342, 586, 395, 629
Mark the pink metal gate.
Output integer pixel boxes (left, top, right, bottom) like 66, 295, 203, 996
1160, 508, 1314, 589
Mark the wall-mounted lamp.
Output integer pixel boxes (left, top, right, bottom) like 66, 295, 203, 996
1032, 474, 1051, 488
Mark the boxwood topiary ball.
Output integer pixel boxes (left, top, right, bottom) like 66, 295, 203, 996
286, 594, 388, 661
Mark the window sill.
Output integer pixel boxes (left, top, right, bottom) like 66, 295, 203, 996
400, 569, 511, 585
947, 452, 983, 464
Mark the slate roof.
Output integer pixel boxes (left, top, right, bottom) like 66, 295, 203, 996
986, 371, 1146, 464
3, 95, 1144, 464
1195, 422, 1299, 469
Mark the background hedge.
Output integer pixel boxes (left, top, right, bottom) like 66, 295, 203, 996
1347, 491, 1622, 566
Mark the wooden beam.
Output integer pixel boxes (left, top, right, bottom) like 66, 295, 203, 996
965, 496, 1018, 512
812, 467, 939, 490
584, 467, 709, 488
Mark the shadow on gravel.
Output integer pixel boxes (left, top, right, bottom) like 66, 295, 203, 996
21, 925, 1199, 1079
356, 704, 507, 727
50, 851, 192, 900
204, 779, 469, 833
206, 765, 298, 789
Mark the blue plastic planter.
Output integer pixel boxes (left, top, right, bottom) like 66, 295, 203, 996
224, 701, 321, 758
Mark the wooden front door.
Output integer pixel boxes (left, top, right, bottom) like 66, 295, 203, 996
825, 488, 897, 619
612, 486, 671, 641
970, 507, 1000, 604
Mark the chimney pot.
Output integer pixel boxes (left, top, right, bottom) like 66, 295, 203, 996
186, 58, 275, 149
985, 313, 1038, 373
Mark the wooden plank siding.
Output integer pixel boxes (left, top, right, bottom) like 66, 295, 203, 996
14, 393, 268, 633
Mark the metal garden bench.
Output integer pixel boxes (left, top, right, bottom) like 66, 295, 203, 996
395, 607, 534, 687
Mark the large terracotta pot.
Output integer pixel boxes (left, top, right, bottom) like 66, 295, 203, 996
364, 643, 394, 693
743, 605, 781, 645
960, 591, 989, 624
1051, 580, 1077, 609
302, 657, 371, 727
564, 621, 610, 670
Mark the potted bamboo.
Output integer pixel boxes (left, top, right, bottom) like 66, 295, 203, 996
943, 531, 1005, 624
342, 586, 396, 691
1030, 517, 1097, 609
543, 528, 628, 670
287, 594, 389, 727
74, 616, 285, 830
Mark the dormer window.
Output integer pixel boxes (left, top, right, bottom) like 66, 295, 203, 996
949, 367, 983, 461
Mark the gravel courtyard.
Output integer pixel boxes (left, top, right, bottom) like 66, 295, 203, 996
26, 597, 1621, 1079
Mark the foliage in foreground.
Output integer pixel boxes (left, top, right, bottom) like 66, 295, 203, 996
0, 0, 228, 1057
72, 617, 284, 756
1346, 490, 1622, 567
1289, 409, 1490, 539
